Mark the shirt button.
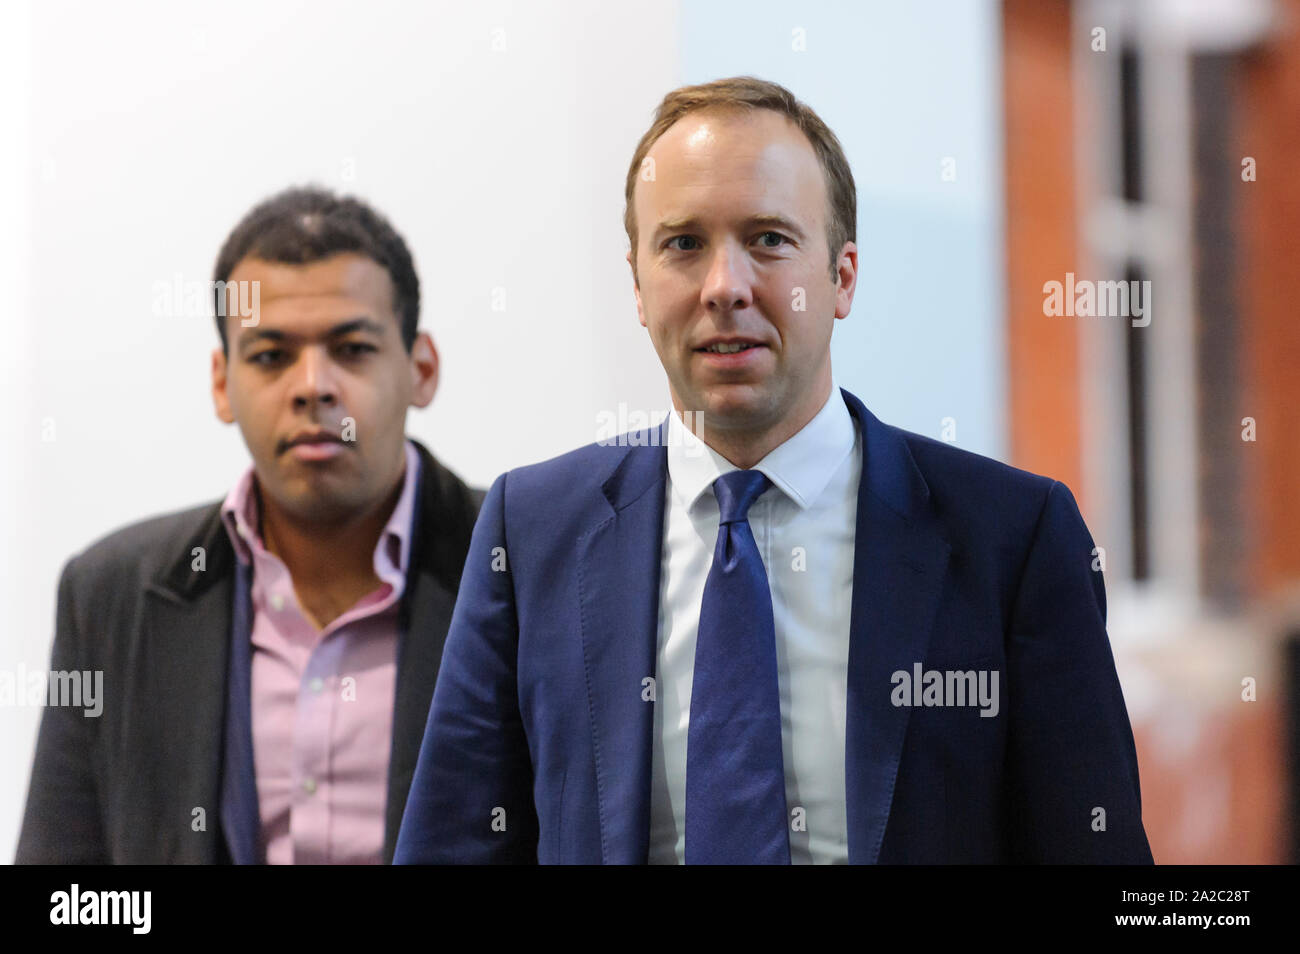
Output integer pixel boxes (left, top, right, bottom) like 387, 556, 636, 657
302, 777, 317, 795
270, 593, 285, 611
308, 676, 324, 693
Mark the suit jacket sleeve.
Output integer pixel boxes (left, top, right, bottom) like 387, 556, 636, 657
1004, 480, 1153, 863
394, 472, 539, 863
15, 556, 109, 864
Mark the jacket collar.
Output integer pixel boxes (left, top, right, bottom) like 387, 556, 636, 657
598, 388, 930, 518
153, 438, 468, 604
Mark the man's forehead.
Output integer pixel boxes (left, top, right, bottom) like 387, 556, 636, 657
649, 108, 816, 171
661, 104, 790, 135
639, 109, 827, 224
224, 252, 397, 347
228, 252, 393, 305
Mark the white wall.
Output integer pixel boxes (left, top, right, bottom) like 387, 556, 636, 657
1, 0, 40, 868
681, 0, 1006, 455
1, 0, 1005, 862
0, 0, 679, 862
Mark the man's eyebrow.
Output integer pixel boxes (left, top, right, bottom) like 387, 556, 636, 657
655, 216, 702, 234
236, 317, 387, 353
326, 317, 387, 338
238, 328, 286, 354
745, 214, 807, 240
652, 214, 808, 240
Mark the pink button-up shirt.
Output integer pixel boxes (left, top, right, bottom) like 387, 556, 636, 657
220, 440, 420, 864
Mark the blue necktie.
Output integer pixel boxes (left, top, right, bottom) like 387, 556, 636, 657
685, 469, 791, 864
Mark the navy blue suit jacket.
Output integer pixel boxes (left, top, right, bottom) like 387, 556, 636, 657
395, 388, 1153, 863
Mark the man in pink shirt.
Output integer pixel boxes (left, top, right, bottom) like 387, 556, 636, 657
17, 187, 484, 864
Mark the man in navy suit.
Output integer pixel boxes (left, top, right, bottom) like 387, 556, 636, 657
395, 76, 1153, 864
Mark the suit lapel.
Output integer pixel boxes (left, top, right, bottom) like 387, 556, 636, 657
384, 441, 479, 862
576, 422, 669, 863
219, 561, 259, 863
142, 506, 238, 863
385, 565, 456, 864
840, 389, 951, 863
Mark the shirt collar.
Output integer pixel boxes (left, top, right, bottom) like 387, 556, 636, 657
220, 438, 422, 580
665, 379, 857, 513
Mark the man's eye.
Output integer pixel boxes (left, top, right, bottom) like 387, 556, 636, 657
250, 350, 284, 366
666, 235, 700, 251
756, 231, 790, 248
339, 342, 377, 357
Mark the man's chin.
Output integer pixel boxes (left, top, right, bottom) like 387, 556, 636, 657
276, 492, 361, 526
260, 470, 363, 522
692, 383, 776, 428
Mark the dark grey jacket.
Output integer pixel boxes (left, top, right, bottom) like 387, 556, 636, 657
16, 439, 484, 863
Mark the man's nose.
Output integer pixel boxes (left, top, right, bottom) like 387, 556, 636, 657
290, 346, 339, 410
701, 242, 754, 312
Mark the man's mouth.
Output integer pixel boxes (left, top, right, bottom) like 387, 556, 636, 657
698, 342, 763, 354
281, 431, 348, 461
694, 338, 768, 364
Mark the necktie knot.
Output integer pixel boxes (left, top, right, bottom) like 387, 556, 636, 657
713, 469, 771, 525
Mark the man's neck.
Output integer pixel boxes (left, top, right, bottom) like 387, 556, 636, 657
683, 377, 834, 470
254, 461, 406, 628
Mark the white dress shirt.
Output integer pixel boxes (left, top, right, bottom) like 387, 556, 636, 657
648, 381, 861, 864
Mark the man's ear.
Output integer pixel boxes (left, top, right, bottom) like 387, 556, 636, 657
833, 241, 859, 320
211, 347, 236, 423
627, 250, 647, 328
409, 331, 440, 408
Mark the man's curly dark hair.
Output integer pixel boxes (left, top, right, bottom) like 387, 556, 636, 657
212, 186, 420, 353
